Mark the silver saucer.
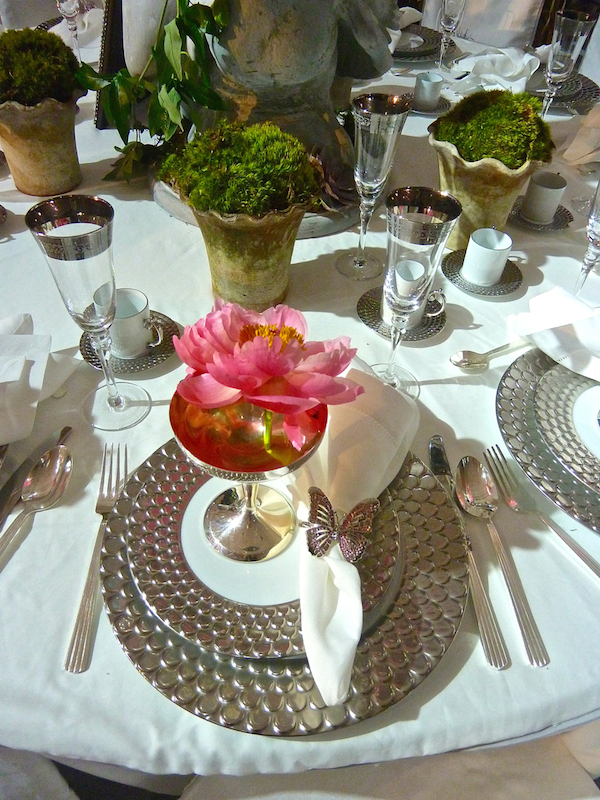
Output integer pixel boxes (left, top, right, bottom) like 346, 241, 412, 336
392, 25, 456, 62
401, 93, 451, 117
497, 350, 600, 532
357, 287, 446, 341
79, 311, 180, 374
509, 196, 573, 232
442, 250, 523, 296
101, 439, 468, 735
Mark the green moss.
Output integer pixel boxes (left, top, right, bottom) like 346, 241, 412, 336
159, 121, 322, 217
0, 28, 81, 106
430, 90, 554, 170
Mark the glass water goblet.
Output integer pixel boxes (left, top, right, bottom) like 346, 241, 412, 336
373, 187, 462, 398
573, 179, 600, 295
437, 0, 468, 72
542, 10, 595, 118
56, 0, 82, 63
335, 93, 410, 281
25, 195, 151, 431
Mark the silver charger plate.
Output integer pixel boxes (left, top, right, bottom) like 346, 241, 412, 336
497, 350, 600, 532
357, 287, 446, 341
125, 446, 404, 659
533, 364, 600, 494
392, 25, 456, 62
509, 196, 573, 232
401, 93, 452, 117
548, 75, 600, 112
442, 250, 523, 296
101, 439, 469, 736
79, 311, 180, 374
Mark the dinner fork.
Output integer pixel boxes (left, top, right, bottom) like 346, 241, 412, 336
484, 445, 600, 581
65, 443, 127, 673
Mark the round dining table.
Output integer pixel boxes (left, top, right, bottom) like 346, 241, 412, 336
1, 40, 600, 794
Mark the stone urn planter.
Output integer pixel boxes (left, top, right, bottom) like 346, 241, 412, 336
0, 89, 85, 196
193, 206, 306, 312
428, 133, 545, 250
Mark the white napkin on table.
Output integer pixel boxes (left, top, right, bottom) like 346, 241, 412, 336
448, 49, 540, 95
509, 287, 600, 380
49, 7, 104, 53
291, 364, 420, 707
389, 7, 424, 53
563, 106, 600, 166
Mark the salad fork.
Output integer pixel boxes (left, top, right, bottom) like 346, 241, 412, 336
484, 445, 600, 581
65, 443, 127, 673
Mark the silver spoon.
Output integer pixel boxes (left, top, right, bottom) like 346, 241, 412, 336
0, 445, 73, 565
450, 340, 527, 371
455, 456, 549, 667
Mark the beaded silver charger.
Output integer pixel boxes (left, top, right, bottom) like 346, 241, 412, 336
101, 439, 469, 736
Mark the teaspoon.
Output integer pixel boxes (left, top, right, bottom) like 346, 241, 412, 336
450, 340, 527, 371
455, 456, 549, 667
0, 445, 73, 565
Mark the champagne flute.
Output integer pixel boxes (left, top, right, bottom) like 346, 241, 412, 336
335, 93, 409, 281
573, 179, 600, 295
372, 187, 461, 397
437, 0, 468, 72
56, 0, 81, 64
542, 10, 595, 118
25, 195, 152, 431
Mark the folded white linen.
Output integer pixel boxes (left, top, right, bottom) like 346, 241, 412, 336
509, 287, 600, 380
448, 49, 540, 95
0, 314, 51, 445
388, 7, 423, 52
291, 364, 420, 707
0, 745, 79, 800
562, 106, 600, 166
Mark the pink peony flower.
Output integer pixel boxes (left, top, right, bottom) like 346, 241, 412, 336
173, 300, 363, 418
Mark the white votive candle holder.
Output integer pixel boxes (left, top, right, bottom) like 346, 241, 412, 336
459, 228, 513, 286
413, 72, 443, 112
520, 172, 567, 225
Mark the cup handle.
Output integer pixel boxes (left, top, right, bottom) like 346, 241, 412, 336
145, 313, 164, 349
424, 289, 445, 318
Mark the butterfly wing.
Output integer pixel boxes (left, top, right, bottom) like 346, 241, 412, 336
338, 498, 380, 563
306, 486, 337, 557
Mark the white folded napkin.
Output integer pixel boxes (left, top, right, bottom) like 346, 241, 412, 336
448, 49, 540, 95
389, 7, 424, 53
49, 7, 104, 52
291, 363, 420, 707
509, 287, 600, 380
563, 106, 600, 165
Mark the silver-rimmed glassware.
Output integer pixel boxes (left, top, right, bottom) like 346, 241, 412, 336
25, 195, 152, 431
335, 93, 410, 281
542, 10, 595, 117
437, 0, 468, 71
573, 178, 600, 294
373, 187, 461, 397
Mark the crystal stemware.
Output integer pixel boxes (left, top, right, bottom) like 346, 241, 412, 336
335, 93, 409, 281
573, 179, 600, 295
373, 187, 462, 397
542, 10, 595, 118
437, 0, 468, 72
25, 195, 151, 431
56, 0, 81, 63
170, 394, 328, 562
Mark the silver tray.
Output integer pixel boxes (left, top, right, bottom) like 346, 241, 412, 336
497, 350, 600, 532
442, 250, 523, 296
357, 287, 446, 341
509, 196, 573, 232
533, 364, 600, 494
79, 312, 180, 374
101, 440, 469, 736
125, 449, 404, 659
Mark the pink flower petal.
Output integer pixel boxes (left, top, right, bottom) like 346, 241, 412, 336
177, 373, 242, 408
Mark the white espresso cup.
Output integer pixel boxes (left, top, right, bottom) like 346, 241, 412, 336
520, 171, 567, 225
413, 72, 443, 112
459, 228, 513, 286
382, 287, 445, 329
109, 288, 164, 359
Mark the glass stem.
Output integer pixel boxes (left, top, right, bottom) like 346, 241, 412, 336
383, 314, 409, 384
541, 86, 556, 118
574, 244, 600, 295
437, 35, 449, 72
356, 199, 375, 266
90, 330, 125, 411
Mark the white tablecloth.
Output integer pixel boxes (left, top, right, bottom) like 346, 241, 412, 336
1, 56, 600, 791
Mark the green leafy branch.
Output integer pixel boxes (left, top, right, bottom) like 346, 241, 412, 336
76, 0, 229, 180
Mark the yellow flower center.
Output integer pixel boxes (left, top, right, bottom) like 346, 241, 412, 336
239, 323, 305, 350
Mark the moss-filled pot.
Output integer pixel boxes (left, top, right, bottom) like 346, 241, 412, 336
0, 89, 85, 195
193, 205, 305, 312
428, 134, 545, 250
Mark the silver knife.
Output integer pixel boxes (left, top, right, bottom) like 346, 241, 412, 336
428, 435, 510, 670
0, 426, 72, 533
